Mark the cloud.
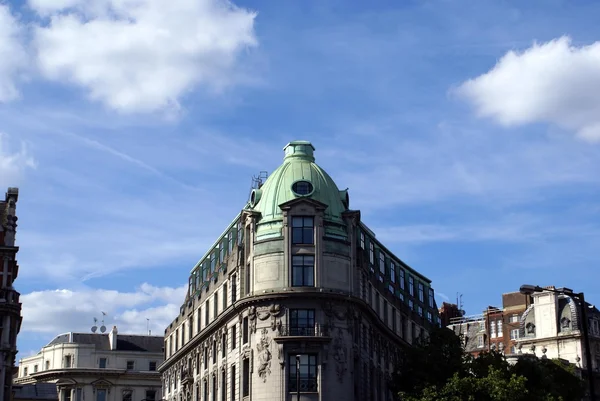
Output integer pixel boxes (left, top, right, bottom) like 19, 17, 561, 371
21, 283, 186, 335
0, 133, 36, 186
0, 4, 28, 102
30, 0, 258, 113
456, 36, 600, 142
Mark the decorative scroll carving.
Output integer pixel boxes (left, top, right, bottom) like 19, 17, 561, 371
278, 343, 285, 367
256, 328, 272, 382
332, 329, 347, 382
248, 304, 284, 333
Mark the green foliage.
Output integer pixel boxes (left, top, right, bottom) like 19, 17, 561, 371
391, 329, 585, 401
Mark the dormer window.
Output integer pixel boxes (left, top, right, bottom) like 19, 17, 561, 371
292, 217, 314, 245
291, 181, 314, 196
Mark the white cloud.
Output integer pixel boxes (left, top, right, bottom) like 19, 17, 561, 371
0, 4, 28, 102
21, 283, 186, 336
31, 0, 258, 113
0, 133, 36, 186
456, 36, 600, 142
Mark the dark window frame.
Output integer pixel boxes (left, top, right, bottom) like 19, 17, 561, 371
291, 216, 314, 245
291, 255, 315, 287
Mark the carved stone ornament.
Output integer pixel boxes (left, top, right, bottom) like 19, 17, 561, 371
248, 304, 284, 333
332, 329, 347, 382
256, 328, 272, 382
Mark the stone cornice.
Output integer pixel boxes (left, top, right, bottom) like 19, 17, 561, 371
14, 368, 161, 384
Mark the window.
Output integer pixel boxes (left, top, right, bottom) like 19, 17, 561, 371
383, 301, 388, 325
231, 365, 236, 401
176, 328, 180, 350
210, 251, 217, 273
213, 341, 217, 364
408, 276, 414, 296
189, 318, 193, 340
379, 252, 385, 274
126, 360, 134, 370
392, 309, 397, 332
64, 355, 72, 368
62, 389, 72, 401
204, 380, 208, 401
408, 300, 413, 310
145, 390, 156, 401
399, 270, 405, 290
418, 283, 424, 302
510, 329, 520, 340
237, 222, 243, 246
290, 309, 315, 336
497, 320, 503, 337
96, 389, 107, 401
427, 311, 432, 322
428, 288, 434, 308
197, 310, 202, 332
491, 322, 496, 338
222, 333, 227, 358
242, 358, 250, 397
243, 317, 249, 344
214, 292, 218, 317
122, 390, 132, 401
219, 370, 225, 401
23, 367, 28, 376
99, 358, 107, 368
289, 354, 318, 392
417, 306, 423, 317
219, 243, 224, 264
292, 217, 314, 244
205, 301, 210, 325
292, 180, 314, 195
204, 348, 208, 368
212, 373, 217, 401
76, 389, 82, 401
34, 365, 38, 373
375, 292, 380, 315
228, 231, 233, 254
390, 262, 396, 283
231, 325, 237, 349
369, 242, 374, 264
478, 336, 484, 348
223, 283, 228, 309
360, 232, 365, 249
45, 360, 50, 370
510, 314, 519, 323
149, 361, 157, 371
232, 274, 237, 303
292, 255, 314, 287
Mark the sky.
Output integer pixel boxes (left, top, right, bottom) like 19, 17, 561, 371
1, 0, 600, 359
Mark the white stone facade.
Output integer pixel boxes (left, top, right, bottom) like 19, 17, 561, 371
15, 326, 164, 401
514, 288, 600, 371
160, 142, 440, 401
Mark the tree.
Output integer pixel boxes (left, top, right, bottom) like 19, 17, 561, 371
391, 329, 585, 401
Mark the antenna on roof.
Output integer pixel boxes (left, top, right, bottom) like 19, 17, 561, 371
91, 317, 98, 333
248, 171, 268, 202
147, 318, 150, 335
100, 312, 107, 333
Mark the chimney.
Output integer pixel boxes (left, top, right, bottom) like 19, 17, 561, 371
109, 326, 118, 350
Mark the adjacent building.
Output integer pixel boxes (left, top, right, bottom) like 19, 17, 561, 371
514, 286, 600, 371
15, 326, 164, 401
160, 141, 440, 401
0, 187, 22, 400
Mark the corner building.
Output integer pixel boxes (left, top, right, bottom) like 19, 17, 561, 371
160, 142, 440, 401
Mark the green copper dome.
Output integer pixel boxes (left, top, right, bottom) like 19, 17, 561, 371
251, 141, 348, 240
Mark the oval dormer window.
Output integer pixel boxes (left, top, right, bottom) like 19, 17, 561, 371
292, 180, 314, 196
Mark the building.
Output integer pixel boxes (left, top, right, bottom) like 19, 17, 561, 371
15, 326, 163, 401
438, 302, 462, 328
500, 291, 531, 355
447, 313, 488, 357
1, 187, 22, 400
514, 286, 600, 370
160, 141, 440, 401
13, 383, 58, 401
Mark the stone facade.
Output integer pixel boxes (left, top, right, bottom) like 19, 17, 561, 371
15, 326, 163, 401
514, 287, 600, 370
0, 187, 22, 401
160, 141, 440, 401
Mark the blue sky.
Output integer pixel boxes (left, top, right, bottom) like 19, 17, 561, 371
2, 0, 600, 358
